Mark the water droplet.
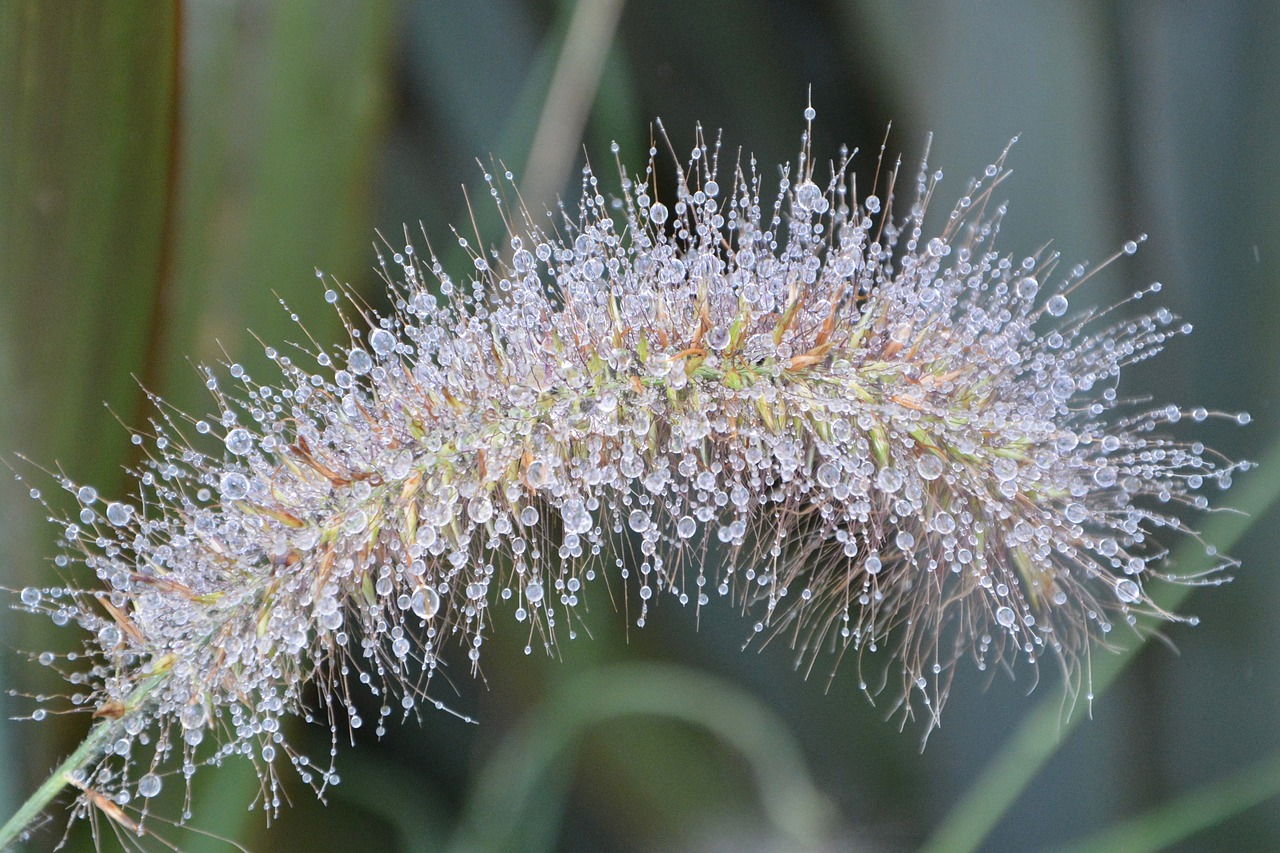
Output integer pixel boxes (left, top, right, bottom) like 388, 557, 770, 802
349, 348, 373, 375
996, 607, 1016, 628
525, 581, 544, 604
411, 587, 440, 620
76, 486, 97, 505
370, 328, 396, 357
219, 472, 250, 501
706, 325, 730, 351
895, 531, 915, 550
225, 428, 253, 455
468, 496, 494, 524
180, 703, 207, 731
992, 457, 1019, 482
138, 774, 162, 798
649, 202, 668, 225
1050, 376, 1075, 400
561, 499, 592, 535
106, 502, 132, 526
1046, 294, 1069, 316
677, 516, 696, 539
526, 459, 555, 489
20, 587, 40, 606
628, 510, 650, 532
916, 454, 944, 481
816, 461, 841, 488
1016, 277, 1039, 299
342, 510, 368, 535
1116, 579, 1141, 603
875, 467, 904, 493
795, 181, 822, 211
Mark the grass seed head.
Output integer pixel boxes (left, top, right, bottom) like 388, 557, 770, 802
12, 105, 1245, 828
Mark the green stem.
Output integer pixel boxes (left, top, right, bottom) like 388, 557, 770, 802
920, 434, 1280, 853
0, 673, 166, 850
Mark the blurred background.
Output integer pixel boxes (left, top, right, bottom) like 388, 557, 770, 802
1, 1, 1277, 851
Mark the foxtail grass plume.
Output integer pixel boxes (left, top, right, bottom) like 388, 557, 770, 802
9, 105, 1244, 839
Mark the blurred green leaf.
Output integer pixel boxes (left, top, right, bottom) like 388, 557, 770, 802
447, 663, 835, 853
0, 2, 179, 511
0, 3, 180, 839
161, 0, 393, 407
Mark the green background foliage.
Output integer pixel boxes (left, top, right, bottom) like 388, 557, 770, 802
2, 2, 1276, 850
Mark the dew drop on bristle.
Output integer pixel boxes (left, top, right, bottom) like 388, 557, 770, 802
370, 328, 396, 357
219, 472, 249, 501
138, 774, 162, 798
916, 455, 944, 481
105, 502, 132, 526
225, 428, 253, 455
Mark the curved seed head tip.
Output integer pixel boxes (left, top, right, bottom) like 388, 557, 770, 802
13, 106, 1244, 831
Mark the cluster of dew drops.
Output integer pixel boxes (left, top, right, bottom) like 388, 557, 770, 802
11, 104, 1251, 817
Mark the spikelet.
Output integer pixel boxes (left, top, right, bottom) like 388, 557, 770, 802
12, 106, 1243, 829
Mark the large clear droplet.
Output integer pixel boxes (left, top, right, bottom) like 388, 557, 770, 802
105, 502, 132, 526
411, 587, 440, 620
219, 472, 250, 501
468, 496, 494, 524
138, 774, 162, 798
225, 428, 253, 455
526, 459, 555, 490
916, 455, 944, 481
1116, 579, 1141, 604
369, 328, 396, 357
561, 499, 592, 535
